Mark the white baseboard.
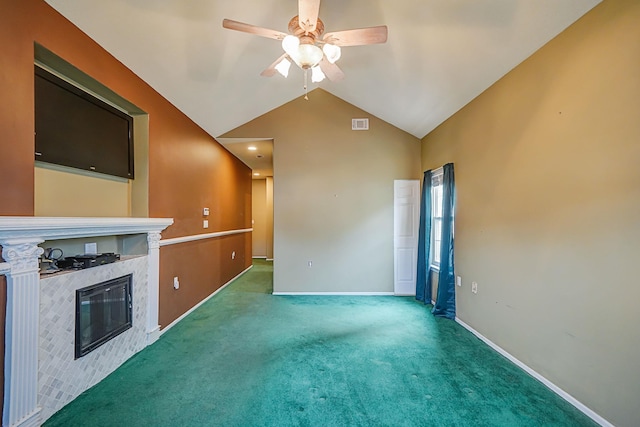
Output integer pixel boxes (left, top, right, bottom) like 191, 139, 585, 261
14, 408, 41, 427
159, 265, 253, 335
272, 291, 394, 296
455, 317, 612, 427
146, 326, 160, 345
252, 256, 267, 259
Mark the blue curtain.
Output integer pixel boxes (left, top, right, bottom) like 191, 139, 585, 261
415, 170, 433, 304
432, 163, 456, 319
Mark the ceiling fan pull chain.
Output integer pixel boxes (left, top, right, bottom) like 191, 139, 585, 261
304, 68, 309, 100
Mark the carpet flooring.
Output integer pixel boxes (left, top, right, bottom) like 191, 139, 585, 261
44, 260, 597, 426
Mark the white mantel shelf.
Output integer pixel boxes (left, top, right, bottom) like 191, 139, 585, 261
0, 216, 173, 427
0, 216, 174, 241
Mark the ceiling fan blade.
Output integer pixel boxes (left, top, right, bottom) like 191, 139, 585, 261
319, 57, 345, 82
298, 0, 321, 33
222, 19, 288, 41
323, 26, 388, 46
261, 54, 288, 77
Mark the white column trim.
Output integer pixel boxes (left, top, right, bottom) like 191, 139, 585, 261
159, 228, 252, 246
146, 231, 162, 344
2, 238, 44, 427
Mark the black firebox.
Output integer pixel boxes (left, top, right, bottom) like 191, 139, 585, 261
75, 274, 132, 359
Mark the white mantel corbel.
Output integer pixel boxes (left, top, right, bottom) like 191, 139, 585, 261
0, 217, 173, 427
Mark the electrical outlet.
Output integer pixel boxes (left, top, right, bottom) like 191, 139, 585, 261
231, 251, 236, 260
173, 276, 180, 290
308, 261, 313, 267
471, 281, 478, 294
203, 219, 209, 229
84, 242, 97, 254
203, 207, 210, 216
456, 276, 462, 287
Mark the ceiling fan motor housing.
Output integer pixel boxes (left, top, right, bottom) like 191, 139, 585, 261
288, 15, 324, 44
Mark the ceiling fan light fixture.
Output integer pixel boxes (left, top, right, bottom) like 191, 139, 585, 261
311, 66, 325, 83
322, 43, 341, 64
282, 35, 300, 57
295, 43, 323, 69
275, 57, 291, 77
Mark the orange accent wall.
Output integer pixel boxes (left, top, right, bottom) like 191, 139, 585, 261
0, 0, 252, 410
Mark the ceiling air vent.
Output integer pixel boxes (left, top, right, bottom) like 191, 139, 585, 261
352, 118, 369, 131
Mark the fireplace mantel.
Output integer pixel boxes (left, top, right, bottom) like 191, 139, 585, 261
0, 216, 173, 240
0, 216, 173, 427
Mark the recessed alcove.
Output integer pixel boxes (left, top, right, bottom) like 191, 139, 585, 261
34, 44, 149, 218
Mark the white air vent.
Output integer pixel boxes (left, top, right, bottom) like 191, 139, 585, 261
352, 118, 369, 131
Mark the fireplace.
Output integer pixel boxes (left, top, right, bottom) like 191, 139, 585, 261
0, 216, 173, 426
75, 274, 133, 358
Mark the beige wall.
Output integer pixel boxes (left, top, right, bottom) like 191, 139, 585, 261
252, 179, 268, 257
35, 165, 131, 216
223, 89, 421, 293
252, 178, 274, 259
421, 1, 640, 425
265, 176, 274, 260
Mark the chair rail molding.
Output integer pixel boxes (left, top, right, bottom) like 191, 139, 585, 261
0, 216, 173, 427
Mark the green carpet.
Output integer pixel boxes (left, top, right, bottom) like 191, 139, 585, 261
45, 260, 596, 426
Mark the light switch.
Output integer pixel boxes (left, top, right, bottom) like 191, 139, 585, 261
203, 207, 210, 216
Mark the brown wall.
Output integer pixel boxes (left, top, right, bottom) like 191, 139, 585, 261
159, 233, 250, 327
0, 0, 252, 408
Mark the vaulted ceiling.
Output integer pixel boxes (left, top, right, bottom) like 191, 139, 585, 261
45, 0, 599, 141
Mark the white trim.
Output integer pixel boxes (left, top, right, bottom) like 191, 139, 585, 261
146, 326, 161, 345
266, 258, 274, 261
159, 265, 253, 335
272, 292, 394, 296
10, 408, 40, 427
0, 262, 10, 275
252, 256, 267, 259
430, 166, 444, 177
216, 137, 273, 144
455, 317, 613, 427
0, 216, 173, 240
159, 228, 252, 246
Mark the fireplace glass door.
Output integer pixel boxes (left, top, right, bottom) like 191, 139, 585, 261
75, 274, 132, 358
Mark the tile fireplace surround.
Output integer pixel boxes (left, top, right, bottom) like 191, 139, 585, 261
0, 217, 173, 427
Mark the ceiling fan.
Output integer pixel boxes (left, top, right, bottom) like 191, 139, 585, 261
222, 0, 387, 94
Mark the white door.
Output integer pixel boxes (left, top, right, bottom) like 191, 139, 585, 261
394, 180, 420, 296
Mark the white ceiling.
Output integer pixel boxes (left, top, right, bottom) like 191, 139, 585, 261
45, 0, 599, 142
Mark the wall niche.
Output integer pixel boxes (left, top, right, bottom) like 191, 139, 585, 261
34, 44, 149, 218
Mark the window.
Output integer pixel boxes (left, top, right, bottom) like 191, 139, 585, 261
430, 169, 444, 269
